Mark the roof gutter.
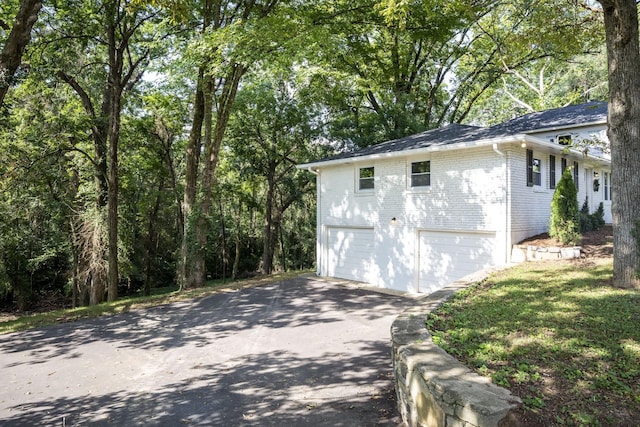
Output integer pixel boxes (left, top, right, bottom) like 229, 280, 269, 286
522, 119, 607, 135
298, 134, 534, 170
297, 132, 611, 170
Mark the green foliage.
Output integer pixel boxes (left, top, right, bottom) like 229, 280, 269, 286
594, 202, 606, 229
550, 168, 581, 245
580, 198, 606, 233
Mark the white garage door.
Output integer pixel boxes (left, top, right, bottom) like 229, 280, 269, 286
418, 230, 496, 293
326, 227, 375, 282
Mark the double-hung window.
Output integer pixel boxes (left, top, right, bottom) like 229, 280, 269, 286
533, 158, 541, 186
526, 149, 541, 187
358, 167, 374, 191
549, 155, 556, 189
410, 161, 431, 188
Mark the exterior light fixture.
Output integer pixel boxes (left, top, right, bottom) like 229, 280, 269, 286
520, 142, 527, 148
391, 217, 397, 225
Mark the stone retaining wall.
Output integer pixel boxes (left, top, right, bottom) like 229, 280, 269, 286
511, 245, 582, 262
391, 280, 522, 427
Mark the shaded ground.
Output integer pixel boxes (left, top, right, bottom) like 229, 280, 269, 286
0, 276, 415, 426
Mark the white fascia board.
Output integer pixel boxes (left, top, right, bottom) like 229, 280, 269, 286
298, 134, 532, 170
523, 119, 607, 135
296, 132, 611, 171
523, 134, 611, 166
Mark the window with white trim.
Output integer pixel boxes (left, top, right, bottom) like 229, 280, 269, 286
526, 149, 541, 187
410, 160, 431, 188
532, 158, 542, 186
358, 166, 374, 190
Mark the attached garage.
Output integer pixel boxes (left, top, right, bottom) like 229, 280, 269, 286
325, 227, 376, 283
418, 230, 496, 293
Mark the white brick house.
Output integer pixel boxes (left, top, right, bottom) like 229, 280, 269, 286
299, 102, 612, 293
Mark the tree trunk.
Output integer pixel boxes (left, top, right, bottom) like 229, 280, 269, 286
232, 201, 242, 280
261, 163, 276, 274
180, 69, 205, 289
0, 0, 41, 106
189, 64, 246, 288
219, 197, 228, 282
600, 0, 640, 289
144, 178, 164, 296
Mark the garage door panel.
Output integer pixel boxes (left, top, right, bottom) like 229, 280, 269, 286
419, 231, 495, 293
327, 227, 375, 282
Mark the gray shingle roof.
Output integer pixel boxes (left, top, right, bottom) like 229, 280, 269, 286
490, 101, 607, 134
303, 102, 608, 166
314, 124, 509, 163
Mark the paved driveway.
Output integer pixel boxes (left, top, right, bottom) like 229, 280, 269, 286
0, 276, 415, 426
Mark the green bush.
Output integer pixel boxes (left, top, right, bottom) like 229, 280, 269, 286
579, 198, 606, 233
580, 198, 593, 232
593, 202, 606, 229
550, 168, 581, 245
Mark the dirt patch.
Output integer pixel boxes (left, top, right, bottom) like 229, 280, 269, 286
518, 225, 613, 259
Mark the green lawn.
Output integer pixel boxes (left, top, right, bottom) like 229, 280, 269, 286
426, 259, 640, 426
0, 270, 311, 335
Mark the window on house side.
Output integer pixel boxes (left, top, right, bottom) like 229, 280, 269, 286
410, 161, 431, 187
561, 157, 567, 173
533, 158, 542, 186
549, 155, 556, 189
526, 149, 534, 187
604, 172, 610, 201
558, 135, 572, 146
573, 161, 579, 191
359, 166, 374, 190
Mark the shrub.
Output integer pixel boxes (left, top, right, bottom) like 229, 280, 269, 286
550, 168, 581, 245
579, 199, 607, 233
580, 198, 593, 232
593, 202, 606, 229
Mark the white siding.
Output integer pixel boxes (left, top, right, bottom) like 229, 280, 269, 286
315, 135, 612, 294
326, 227, 376, 283
418, 230, 496, 293
317, 146, 508, 293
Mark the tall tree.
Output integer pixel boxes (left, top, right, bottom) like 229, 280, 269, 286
228, 72, 321, 274
598, 0, 640, 289
52, 0, 163, 302
309, 0, 602, 146
180, 0, 297, 289
0, 0, 41, 106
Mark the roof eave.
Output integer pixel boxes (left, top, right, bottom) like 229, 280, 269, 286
297, 134, 534, 170
522, 119, 607, 135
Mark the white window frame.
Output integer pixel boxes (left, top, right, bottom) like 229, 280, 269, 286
532, 157, 542, 187
357, 166, 375, 192
408, 160, 431, 189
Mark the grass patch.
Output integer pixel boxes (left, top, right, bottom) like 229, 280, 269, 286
0, 270, 312, 335
426, 259, 640, 426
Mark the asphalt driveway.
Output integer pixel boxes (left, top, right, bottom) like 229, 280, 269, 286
0, 275, 415, 426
